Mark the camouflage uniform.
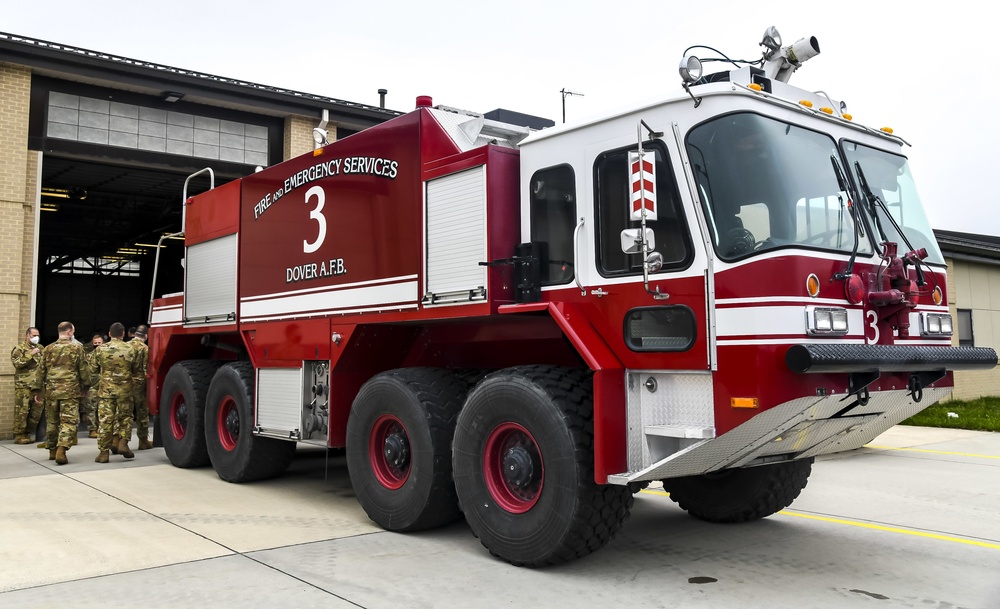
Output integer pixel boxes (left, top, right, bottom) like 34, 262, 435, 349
37, 337, 88, 450
127, 337, 149, 442
81, 347, 100, 434
89, 338, 138, 451
10, 339, 43, 440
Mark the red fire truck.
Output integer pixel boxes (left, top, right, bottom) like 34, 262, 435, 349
147, 27, 996, 566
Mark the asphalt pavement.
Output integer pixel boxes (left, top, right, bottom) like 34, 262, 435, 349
1, 425, 998, 609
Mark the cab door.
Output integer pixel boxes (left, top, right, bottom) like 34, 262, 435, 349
583, 138, 711, 372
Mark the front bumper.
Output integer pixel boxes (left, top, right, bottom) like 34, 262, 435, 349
785, 343, 998, 374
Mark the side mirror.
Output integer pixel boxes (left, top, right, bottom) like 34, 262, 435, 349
620, 228, 655, 254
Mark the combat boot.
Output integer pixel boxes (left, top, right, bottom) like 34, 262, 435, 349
71, 435, 78, 446
88, 429, 98, 439
118, 438, 134, 460
110, 442, 119, 455
48, 448, 57, 460
14, 435, 31, 444
55, 446, 68, 465
138, 438, 153, 450
37, 442, 47, 449
95, 450, 109, 463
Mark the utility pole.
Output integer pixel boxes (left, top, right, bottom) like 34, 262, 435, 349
560, 88, 584, 123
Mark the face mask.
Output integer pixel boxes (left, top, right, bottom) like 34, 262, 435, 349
29, 336, 40, 345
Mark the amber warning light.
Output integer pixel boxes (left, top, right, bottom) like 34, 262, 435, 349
731, 397, 759, 409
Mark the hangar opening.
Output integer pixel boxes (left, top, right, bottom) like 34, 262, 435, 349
35, 155, 231, 343
26, 75, 288, 343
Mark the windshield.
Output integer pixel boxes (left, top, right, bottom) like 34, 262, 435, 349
842, 142, 944, 265
686, 113, 870, 260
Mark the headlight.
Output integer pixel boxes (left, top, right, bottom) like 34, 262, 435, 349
921, 313, 953, 337
806, 306, 849, 336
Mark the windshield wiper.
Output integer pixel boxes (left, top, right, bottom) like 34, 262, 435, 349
831, 155, 861, 281
855, 161, 926, 287
854, 161, 889, 244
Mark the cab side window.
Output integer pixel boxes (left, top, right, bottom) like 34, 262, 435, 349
594, 143, 691, 275
529, 165, 576, 286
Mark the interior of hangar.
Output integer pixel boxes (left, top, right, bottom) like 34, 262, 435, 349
36, 156, 212, 341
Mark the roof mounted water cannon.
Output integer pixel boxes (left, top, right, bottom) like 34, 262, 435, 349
677, 26, 819, 103
760, 26, 820, 83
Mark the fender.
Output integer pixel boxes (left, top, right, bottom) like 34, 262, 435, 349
500, 301, 627, 481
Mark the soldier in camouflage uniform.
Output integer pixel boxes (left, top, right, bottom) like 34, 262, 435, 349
90, 322, 139, 462
80, 333, 104, 438
10, 327, 43, 444
35, 321, 88, 465
128, 324, 152, 450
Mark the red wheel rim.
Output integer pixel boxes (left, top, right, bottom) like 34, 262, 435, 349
369, 414, 410, 489
217, 396, 239, 451
484, 422, 543, 513
169, 392, 187, 440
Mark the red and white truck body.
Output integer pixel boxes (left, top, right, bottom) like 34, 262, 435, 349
147, 29, 996, 566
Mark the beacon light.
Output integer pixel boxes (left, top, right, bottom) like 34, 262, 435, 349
845, 274, 865, 305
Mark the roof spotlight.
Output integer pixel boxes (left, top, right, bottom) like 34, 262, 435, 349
760, 26, 782, 59
678, 55, 703, 84
312, 127, 329, 148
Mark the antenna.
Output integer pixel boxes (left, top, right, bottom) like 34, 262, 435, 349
560, 88, 584, 123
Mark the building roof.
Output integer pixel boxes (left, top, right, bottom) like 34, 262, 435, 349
0, 31, 400, 130
934, 229, 1000, 263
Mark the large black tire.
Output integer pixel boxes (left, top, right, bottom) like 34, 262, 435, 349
204, 362, 296, 482
159, 360, 220, 468
452, 365, 634, 567
345, 368, 467, 532
662, 458, 814, 523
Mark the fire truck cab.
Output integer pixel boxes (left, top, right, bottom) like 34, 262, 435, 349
148, 27, 996, 567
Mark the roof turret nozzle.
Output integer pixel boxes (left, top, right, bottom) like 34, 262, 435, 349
760, 26, 821, 83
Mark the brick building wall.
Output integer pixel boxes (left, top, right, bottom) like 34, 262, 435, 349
0, 62, 33, 439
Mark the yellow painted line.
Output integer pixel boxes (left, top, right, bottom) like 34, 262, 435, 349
865, 445, 1000, 460
639, 488, 1000, 550
779, 510, 1000, 550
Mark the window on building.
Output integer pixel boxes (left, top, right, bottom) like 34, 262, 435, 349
957, 309, 974, 347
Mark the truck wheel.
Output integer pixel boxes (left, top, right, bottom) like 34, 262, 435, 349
452, 366, 634, 567
345, 368, 466, 532
159, 360, 220, 468
205, 362, 296, 482
661, 458, 813, 523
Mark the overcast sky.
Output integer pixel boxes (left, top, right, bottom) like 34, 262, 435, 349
4, 1, 997, 236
